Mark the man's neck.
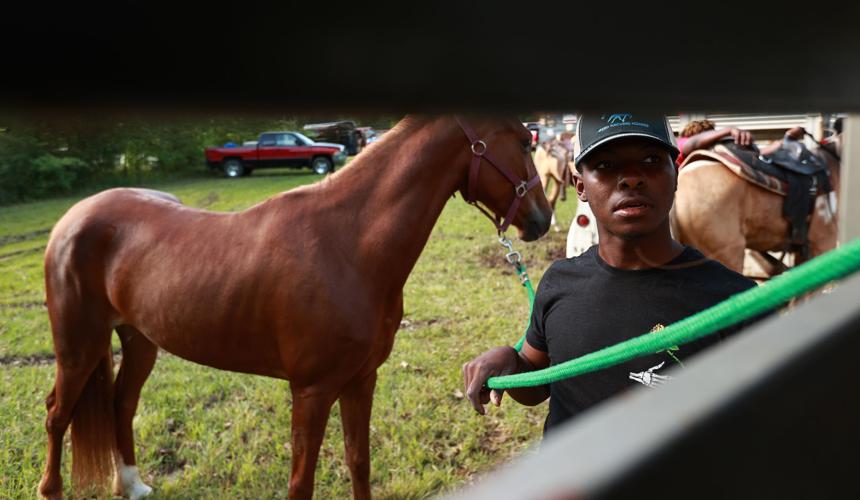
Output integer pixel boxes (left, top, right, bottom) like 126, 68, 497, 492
596, 223, 684, 270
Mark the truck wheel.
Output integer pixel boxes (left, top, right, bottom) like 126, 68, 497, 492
223, 159, 245, 178
311, 156, 333, 175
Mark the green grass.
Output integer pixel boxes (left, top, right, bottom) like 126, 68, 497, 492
0, 166, 577, 499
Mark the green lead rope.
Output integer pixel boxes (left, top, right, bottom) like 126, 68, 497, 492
489, 236, 860, 390
497, 234, 536, 352
512, 263, 535, 352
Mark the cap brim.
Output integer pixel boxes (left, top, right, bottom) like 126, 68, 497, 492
575, 132, 680, 166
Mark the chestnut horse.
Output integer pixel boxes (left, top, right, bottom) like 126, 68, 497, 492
670, 138, 840, 275
38, 115, 551, 499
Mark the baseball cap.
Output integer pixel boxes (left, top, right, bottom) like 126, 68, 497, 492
574, 113, 680, 166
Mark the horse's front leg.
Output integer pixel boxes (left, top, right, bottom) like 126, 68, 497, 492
289, 386, 337, 500
339, 370, 377, 500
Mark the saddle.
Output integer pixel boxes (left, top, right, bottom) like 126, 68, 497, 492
682, 139, 833, 259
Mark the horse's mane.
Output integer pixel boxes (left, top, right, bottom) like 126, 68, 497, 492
252, 116, 435, 209
322, 115, 433, 183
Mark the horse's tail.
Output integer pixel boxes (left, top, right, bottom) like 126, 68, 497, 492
71, 348, 116, 493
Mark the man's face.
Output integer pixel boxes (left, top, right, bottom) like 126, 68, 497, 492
574, 137, 677, 240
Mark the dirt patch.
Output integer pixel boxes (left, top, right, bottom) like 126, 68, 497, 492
0, 245, 46, 260
0, 352, 56, 367
0, 349, 122, 367
475, 244, 516, 274
0, 300, 46, 310
475, 228, 570, 273
0, 228, 51, 247
398, 318, 441, 332
544, 244, 567, 262
476, 421, 513, 456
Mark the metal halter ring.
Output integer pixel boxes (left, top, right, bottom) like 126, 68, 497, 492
515, 180, 528, 198
471, 140, 487, 156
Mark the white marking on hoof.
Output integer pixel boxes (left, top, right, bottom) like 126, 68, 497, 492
114, 459, 153, 499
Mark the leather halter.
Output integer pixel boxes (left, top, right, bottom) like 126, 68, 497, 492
455, 117, 542, 233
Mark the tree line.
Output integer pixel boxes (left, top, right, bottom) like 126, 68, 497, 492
0, 112, 400, 205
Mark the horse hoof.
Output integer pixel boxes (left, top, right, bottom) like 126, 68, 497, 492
117, 480, 153, 500
38, 474, 62, 499
114, 464, 154, 499
128, 483, 154, 500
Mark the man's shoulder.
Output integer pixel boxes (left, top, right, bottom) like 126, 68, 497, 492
539, 247, 599, 289
678, 246, 757, 293
547, 246, 599, 275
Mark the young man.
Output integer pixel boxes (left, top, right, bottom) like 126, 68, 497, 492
462, 113, 762, 435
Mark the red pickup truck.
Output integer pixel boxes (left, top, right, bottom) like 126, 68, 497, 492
205, 131, 347, 177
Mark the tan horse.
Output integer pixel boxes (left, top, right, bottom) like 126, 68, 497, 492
38, 115, 552, 500
533, 139, 573, 231
671, 138, 840, 275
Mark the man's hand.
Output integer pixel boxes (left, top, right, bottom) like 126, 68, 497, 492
729, 127, 754, 146
462, 346, 520, 415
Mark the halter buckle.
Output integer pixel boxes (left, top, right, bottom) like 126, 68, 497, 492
515, 180, 528, 198
471, 140, 487, 156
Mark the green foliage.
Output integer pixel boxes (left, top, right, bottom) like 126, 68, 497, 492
0, 133, 89, 204
0, 113, 401, 205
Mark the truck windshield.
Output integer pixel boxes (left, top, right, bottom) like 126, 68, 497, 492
293, 132, 315, 145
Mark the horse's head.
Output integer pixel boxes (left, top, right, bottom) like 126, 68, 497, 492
453, 116, 552, 241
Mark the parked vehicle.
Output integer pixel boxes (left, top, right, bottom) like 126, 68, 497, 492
356, 127, 389, 145
367, 129, 388, 144
357, 126, 377, 145
205, 131, 347, 178
303, 121, 363, 155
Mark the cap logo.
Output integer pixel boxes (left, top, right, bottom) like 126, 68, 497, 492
596, 113, 652, 134
605, 113, 632, 124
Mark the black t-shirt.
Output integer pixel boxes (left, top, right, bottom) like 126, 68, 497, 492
525, 245, 762, 435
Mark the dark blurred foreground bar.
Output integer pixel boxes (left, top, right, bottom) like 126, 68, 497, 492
3, 4, 860, 113
447, 272, 860, 500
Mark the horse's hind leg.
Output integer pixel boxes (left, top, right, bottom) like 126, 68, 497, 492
112, 325, 157, 499
546, 180, 561, 231
339, 371, 377, 500
289, 386, 337, 500
39, 362, 100, 498
39, 320, 114, 499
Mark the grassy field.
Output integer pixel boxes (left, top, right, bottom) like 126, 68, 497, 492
0, 166, 578, 499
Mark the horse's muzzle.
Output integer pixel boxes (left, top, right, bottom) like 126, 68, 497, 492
518, 208, 551, 241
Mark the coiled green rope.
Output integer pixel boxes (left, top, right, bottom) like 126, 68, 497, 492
488, 237, 860, 390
